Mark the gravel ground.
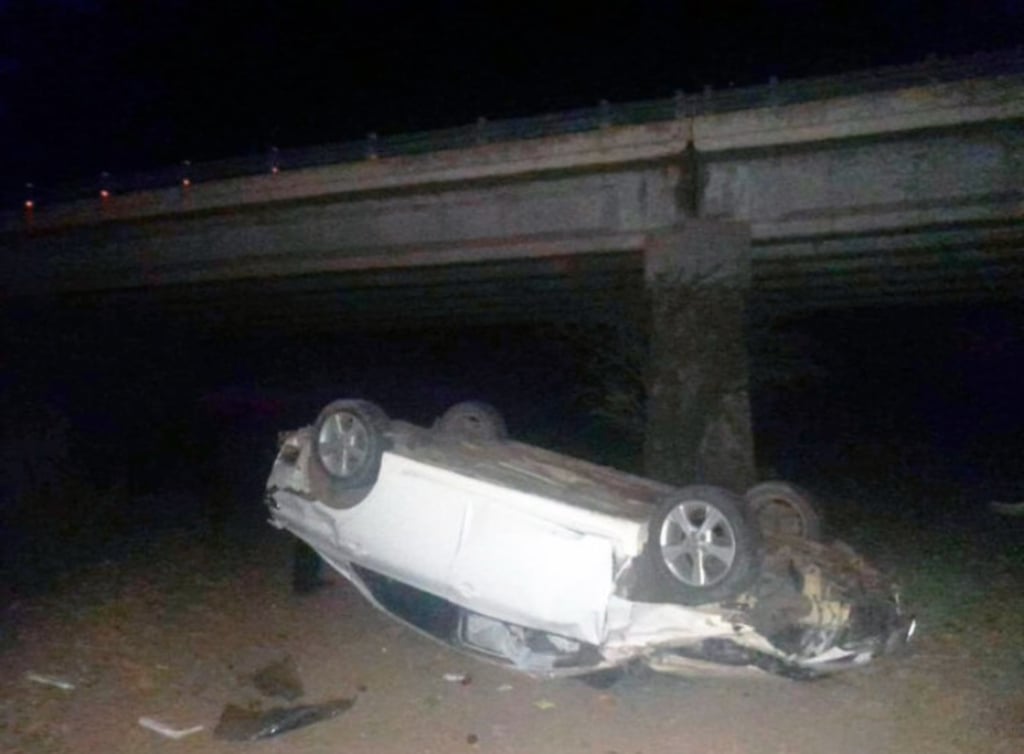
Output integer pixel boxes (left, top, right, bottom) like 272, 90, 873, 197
2, 523, 1022, 754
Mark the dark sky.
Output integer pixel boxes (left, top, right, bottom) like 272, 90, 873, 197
1, 0, 1022, 191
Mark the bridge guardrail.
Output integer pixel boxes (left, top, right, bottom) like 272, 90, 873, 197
8, 50, 1023, 209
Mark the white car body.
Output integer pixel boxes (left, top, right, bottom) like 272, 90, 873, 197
266, 410, 913, 679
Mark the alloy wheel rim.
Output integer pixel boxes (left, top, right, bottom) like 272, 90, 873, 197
659, 501, 737, 587
317, 411, 370, 477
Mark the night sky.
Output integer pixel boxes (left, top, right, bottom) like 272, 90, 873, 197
2, 1, 1023, 190
2, 1, 1023, 587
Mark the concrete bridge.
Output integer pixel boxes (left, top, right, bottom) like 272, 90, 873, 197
3, 52, 1023, 486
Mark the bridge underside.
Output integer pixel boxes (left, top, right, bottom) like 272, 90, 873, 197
51, 250, 647, 338
4, 220, 1022, 503
752, 222, 1024, 314
35, 226, 1023, 343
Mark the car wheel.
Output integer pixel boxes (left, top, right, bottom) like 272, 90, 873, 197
745, 480, 823, 540
435, 401, 508, 441
311, 399, 389, 493
645, 485, 761, 605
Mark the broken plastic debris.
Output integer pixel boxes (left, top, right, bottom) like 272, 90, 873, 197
443, 672, 471, 685
533, 699, 556, 710
25, 672, 75, 691
138, 717, 205, 740
990, 500, 1024, 516
249, 656, 304, 701
213, 698, 355, 741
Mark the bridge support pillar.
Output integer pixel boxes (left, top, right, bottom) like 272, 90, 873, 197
643, 221, 756, 491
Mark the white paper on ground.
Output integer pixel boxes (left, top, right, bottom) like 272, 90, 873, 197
138, 717, 205, 740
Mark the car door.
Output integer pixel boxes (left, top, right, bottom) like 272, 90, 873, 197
447, 487, 618, 645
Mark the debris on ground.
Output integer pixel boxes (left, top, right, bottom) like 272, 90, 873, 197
137, 717, 205, 740
213, 698, 356, 741
533, 699, 556, 710
25, 672, 75, 691
443, 672, 472, 685
248, 656, 304, 701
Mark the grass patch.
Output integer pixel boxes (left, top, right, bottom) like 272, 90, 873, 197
811, 477, 1024, 664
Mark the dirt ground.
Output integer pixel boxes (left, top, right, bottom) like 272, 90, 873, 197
2, 523, 1022, 754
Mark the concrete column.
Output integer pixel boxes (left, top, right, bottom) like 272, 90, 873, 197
643, 221, 756, 491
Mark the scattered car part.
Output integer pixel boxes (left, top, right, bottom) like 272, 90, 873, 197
138, 717, 204, 740
248, 656, 304, 702
990, 500, 1024, 516
214, 699, 355, 741
25, 672, 75, 691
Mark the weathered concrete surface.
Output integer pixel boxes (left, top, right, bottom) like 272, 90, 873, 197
644, 223, 755, 488
2, 61, 1022, 307
1, 170, 666, 293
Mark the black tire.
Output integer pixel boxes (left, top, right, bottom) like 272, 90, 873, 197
435, 401, 508, 441
745, 480, 823, 540
310, 399, 389, 495
644, 485, 761, 606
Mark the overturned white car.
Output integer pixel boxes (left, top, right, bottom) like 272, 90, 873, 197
264, 400, 914, 679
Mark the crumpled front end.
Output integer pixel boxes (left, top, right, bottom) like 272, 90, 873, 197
754, 536, 913, 668
641, 535, 915, 677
